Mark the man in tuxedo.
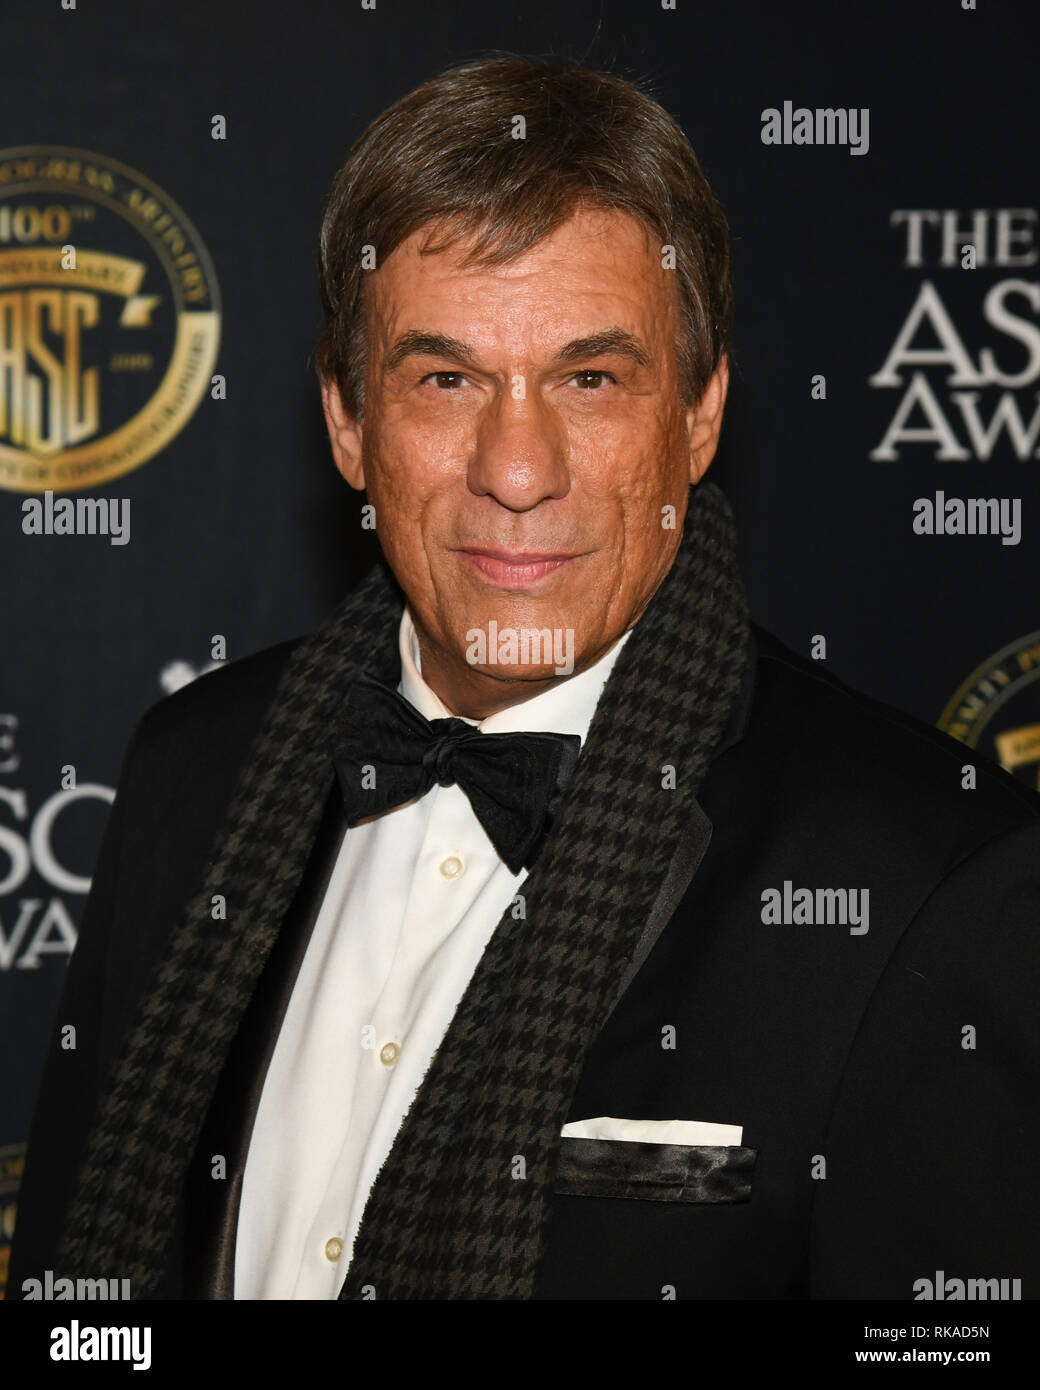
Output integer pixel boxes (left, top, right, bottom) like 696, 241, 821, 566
11, 55, 1040, 1302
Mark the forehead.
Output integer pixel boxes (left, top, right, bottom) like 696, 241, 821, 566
367, 205, 677, 350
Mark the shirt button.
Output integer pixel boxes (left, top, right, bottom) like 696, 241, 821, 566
379, 1041, 400, 1067
439, 855, 464, 879
325, 1237, 343, 1262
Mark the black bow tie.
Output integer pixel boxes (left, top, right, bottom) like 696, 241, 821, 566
331, 672, 583, 874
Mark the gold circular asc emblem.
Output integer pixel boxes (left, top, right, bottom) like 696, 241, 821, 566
938, 630, 1040, 791
0, 146, 220, 492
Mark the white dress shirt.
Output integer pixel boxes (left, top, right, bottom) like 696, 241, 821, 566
234, 608, 632, 1298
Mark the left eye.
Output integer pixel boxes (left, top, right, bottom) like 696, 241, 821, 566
572, 370, 613, 389
425, 372, 466, 389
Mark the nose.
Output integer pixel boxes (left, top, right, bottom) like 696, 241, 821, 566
466, 388, 570, 511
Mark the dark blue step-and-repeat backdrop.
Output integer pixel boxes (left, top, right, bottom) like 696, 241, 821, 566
1, 0, 1038, 1296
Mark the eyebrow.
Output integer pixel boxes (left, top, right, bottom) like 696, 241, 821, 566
555, 329, 651, 370
382, 325, 652, 374
384, 330, 475, 374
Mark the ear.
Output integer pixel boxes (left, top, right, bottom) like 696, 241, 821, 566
320, 376, 365, 490
684, 354, 729, 486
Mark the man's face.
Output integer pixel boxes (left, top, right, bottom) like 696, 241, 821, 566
322, 204, 728, 717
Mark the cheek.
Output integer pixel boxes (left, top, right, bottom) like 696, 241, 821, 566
566, 408, 682, 503
361, 428, 463, 587
369, 412, 472, 502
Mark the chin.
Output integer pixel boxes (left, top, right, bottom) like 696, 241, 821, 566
465, 663, 569, 684
459, 615, 579, 679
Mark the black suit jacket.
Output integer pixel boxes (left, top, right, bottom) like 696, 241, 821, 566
11, 625, 1040, 1299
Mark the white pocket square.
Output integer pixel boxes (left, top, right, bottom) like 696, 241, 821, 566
560, 1116, 743, 1146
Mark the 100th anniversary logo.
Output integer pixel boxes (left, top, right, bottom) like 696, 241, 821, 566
939, 631, 1040, 791
0, 146, 220, 492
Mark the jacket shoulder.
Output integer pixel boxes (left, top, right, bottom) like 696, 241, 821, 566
744, 624, 1040, 835
106, 637, 308, 873
131, 637, 302, 770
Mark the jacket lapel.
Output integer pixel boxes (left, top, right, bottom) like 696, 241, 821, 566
181, 786, 348, 1298
603, 627, 757, 1025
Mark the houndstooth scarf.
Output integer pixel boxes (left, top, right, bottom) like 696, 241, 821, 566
57, 477, 750, 1299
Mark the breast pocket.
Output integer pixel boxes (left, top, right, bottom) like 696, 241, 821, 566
554, 1137, 757, 1204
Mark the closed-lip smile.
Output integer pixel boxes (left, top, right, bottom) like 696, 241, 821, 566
455, 547, 582, 587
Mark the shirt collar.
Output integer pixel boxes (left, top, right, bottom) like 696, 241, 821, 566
397, 607, 633, 744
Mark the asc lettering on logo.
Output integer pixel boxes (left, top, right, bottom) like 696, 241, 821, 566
0, 713, 113, 970
870, 208, 1040, 461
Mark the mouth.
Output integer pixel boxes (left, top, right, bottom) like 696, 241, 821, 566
454, 548, 582, 589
